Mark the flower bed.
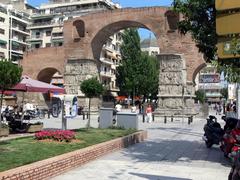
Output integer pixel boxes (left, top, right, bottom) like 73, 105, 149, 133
35, 130, 75, 142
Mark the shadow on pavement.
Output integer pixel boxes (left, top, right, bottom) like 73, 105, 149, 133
148, 127, 203, 137
122, 139, 231, 167
129, 172, 192, 180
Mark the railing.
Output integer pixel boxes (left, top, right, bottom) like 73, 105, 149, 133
28, 21, 63, 27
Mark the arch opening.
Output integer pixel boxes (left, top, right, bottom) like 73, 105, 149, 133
91, 20, 160, 61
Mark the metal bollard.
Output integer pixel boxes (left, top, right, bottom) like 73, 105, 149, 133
143, 114, 145, 123
188, 117, 191, 125
171, 115, 173, 122
164, 116, 167, 124
152, 114, 154, 122
48, 110, 50, 119
83, 113, 85, 120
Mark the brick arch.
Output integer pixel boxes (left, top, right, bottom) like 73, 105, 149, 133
192, 62, 207, 84
37, 67, 61, 83
21, 47, 65, 80
91, 20, 152, 60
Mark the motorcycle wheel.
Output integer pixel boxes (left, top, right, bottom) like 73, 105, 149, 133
205, 140, 213, 148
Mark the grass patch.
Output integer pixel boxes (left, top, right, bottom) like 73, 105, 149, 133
0, 128, 137, 172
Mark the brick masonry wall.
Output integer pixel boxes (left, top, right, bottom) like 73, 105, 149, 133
0, 131, 147, 180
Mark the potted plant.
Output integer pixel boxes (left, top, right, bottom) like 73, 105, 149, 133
0, 123, 9, 137
26, 122, 43, 133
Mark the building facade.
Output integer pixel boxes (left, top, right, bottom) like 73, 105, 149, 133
197, 64, 223, 104
0, 2, 33, 62
140, 36, 160, 56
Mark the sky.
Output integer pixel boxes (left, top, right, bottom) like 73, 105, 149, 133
28, 0, 173, 39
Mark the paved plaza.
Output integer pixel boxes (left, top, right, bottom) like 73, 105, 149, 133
47, 111, 231, 180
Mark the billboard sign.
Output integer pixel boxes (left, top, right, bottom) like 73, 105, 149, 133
199, 74, 220, 83
216, 0, 240, 11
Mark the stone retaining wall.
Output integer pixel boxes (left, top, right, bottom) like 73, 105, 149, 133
0, 131, 147, 180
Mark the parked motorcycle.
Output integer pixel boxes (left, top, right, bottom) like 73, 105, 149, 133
228, 145, 240, 180
220, 117, 240, 157
203, 115, 224, 148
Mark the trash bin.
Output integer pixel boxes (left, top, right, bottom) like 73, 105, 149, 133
117, 112, 138, 130
99, 108, 115, 128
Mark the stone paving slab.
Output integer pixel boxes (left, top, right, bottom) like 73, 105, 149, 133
51, 111, 231, 180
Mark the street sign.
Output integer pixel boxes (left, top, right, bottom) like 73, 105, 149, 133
216, 13, 240, 35
217, 37, 240, 59
216, 0, 240, 11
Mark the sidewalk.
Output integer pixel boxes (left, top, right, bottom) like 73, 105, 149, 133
51, 112, 231, 180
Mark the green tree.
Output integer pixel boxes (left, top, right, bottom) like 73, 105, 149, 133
195, 89, 206, 104
173, 0, 240, 83
173, 0, 217, 62
116, 28, 159, 102
0, 60, 22, 124
138, 52, 159, 99
116, 28, 141, 99
220, 87, 228, 100
80, 77, 103, 129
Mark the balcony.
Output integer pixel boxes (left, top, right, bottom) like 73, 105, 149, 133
100, 71, 113, 78
11, 26, 30, 36
11, 39, 29, 46
26, 34, 43, 41
100, 57, 113, 65
27, 21, 63, 29
11, 49, 24, 55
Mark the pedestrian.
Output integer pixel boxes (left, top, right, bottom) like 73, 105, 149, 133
115, 102, 122, 112
145, 104, 152, 123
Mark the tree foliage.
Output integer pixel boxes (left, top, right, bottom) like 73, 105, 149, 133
0, 60, 22, 124
80, 77, 104, 98
80, 77, 103, 129
195, 89, 206, 104
173, 0, 240, 83
173, 0, 217, 62
116, 28, 159, 100
220, 87, 228, 100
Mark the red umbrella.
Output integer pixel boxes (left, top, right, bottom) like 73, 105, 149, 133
11, 75, 65, 93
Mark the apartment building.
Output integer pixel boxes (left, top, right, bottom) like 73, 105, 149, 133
197, 64, 224, 104
100, 32, 122, 97
0, 2, 32, 62
140, 36, 160, 56
27, 0, 120, 49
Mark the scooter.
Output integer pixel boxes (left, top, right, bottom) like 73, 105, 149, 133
228, 145, 240, 180
203, 115, 224, 148
220, 117, 240, 157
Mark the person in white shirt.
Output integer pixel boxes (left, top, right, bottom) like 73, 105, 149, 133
115, 103, 122, 112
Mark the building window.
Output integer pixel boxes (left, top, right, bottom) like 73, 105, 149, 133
0, 52, 5, 59
0, 17, 5, 22
0, 44, 6, 49
0, 28, 5, 35
36, 32, 40, 38
46, 31, 51, 36
46, 43, 51, 47
35, 44, 40, 49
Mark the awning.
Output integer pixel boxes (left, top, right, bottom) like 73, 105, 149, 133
52, 38, 63, 43
52, 27, 63, 33
30, 41, 42, 45
0, 39, 7, 45
12, 41, 20, 47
